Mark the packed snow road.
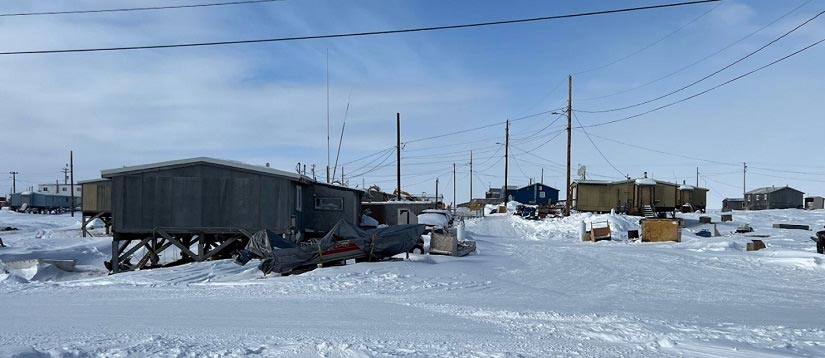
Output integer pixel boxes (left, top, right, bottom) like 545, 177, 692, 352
1, 208, 825, 357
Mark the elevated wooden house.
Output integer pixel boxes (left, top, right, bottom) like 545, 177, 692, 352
100, 157, 363, 273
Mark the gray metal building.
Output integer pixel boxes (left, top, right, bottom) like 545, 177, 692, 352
744, 186, 803, 210
100, 157, 363, 273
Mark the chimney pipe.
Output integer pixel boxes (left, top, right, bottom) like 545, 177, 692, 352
644, 171, 648, 178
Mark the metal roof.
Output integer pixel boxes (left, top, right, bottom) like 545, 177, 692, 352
100, 157, 365, 194
516, 183, 560, 191
723, 198, 744, 202
77, 178, 110, 185
746, 186, 802, 195
101, 157, 301, 180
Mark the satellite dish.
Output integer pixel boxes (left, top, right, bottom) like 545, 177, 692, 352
577, 165, 587, 180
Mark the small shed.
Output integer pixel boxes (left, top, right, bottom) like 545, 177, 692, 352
100, 157, 363, 273
805, 196, 824, 210
511, 183, 559, 205
722, 198, 745, 211
79, 178, 113, 236
571, 180, 614, 213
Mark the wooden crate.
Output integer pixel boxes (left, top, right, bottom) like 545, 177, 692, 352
641, 219, 681, 242
747, 240, 766, 251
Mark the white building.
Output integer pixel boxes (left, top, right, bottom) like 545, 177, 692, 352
37, 183, 81, 197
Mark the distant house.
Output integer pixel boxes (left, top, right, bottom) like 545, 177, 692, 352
572, 173, 706, 215
37, 183, 81, 198
745, 186, 803, 210
722, 198, 745, 211
805, 196, 824, 210
511, 183, 559, 205
485, 185, 518, 201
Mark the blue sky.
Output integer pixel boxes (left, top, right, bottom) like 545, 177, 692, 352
0, 0, 822, 208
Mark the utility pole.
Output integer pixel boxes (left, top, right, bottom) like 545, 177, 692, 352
70, 150, 75, 217
452, 163, 456, 215
61, 165, 69, 184
696, 167, 699, 187
504, 120, 510, 203
565, 74, 572, 217
396, 113, 402, 201
9, 171, 18, 193
541, 168, 544, 184
743, 162, 747, 210
435, 177, 439, 210
326, 48, 330, 184
469, 151, 473, 204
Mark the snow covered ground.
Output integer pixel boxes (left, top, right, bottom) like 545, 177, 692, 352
2, 207, 825, 357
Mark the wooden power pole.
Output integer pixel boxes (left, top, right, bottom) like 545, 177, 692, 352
70, 150, 75, 217
504, 120, 510, 203
469, 151, 473, 205
743, 162, 747, 210
565, 74, 572, 217
9, 171, 18, 194
696, 167, 699, 187
452, 163, 457, 214
396, 113, 401, 201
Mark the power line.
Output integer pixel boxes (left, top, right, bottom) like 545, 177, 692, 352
403, 109, 556, 145
0, 0, 284, 17
577, 38, 825, 128
0, 1, 720, 56
579, 131, 739, 166
573, 0, 722, 75
337, 146, 395, 167
578, 0, 815, 102
578, 9, 825, 113
572, 111, 625, 177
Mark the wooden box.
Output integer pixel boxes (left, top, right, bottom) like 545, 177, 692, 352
747, 240, 766, 251
641, 219, 681, 242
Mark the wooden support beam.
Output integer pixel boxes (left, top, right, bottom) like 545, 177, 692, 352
157, 230, 200, 261
118, 237, 153, 263
203, 235, 241, 260
135, 238, 172, 270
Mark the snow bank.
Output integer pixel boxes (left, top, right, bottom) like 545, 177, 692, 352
466, 211, 640, 241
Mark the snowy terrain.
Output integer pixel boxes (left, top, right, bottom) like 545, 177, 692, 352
2, 207, 825, 357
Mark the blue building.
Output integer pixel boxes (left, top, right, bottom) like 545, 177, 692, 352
512, 183, 559, 205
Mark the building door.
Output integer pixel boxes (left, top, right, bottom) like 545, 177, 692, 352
397, 208, 416, 225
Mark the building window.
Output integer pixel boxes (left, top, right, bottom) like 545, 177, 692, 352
42, 187, 48, 192
539, 192, 546, 198
62, 188, 67, 192
315, 197, 343, 211
296, 186, 302, 212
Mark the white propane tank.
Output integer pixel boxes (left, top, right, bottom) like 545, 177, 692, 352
579, 220, 587, 241
457, 219, 466, 242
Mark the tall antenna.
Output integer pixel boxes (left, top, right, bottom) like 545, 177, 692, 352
332, 91, 351, 182
326, 48, 330, 184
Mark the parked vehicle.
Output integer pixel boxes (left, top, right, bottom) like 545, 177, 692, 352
736, 223, 754, 233
417, 209, 453, 233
